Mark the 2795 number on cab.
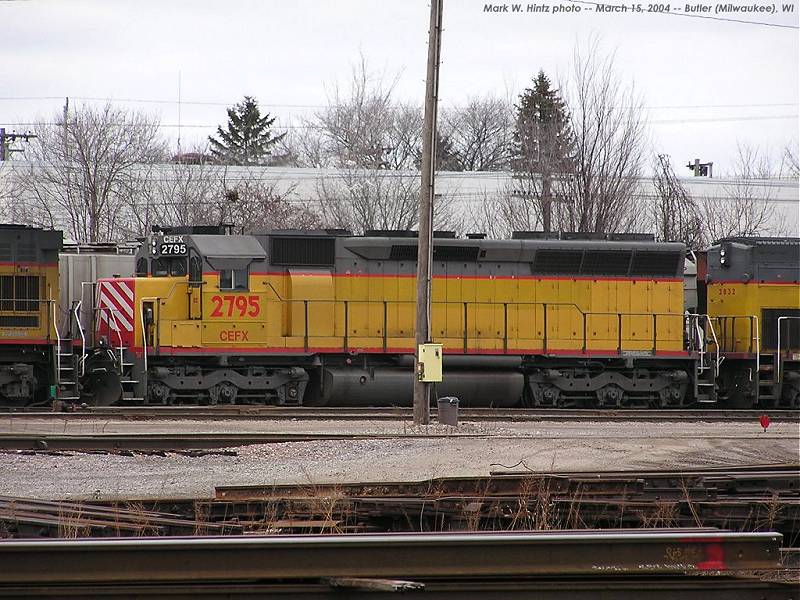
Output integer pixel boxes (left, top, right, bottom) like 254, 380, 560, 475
210, 295, 261, 318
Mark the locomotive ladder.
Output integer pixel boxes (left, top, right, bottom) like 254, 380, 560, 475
759, 315, 799, 406
52, 300, 81, 404
689, 314, 721, 404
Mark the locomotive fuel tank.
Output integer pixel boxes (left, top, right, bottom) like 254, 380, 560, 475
310, 366, 523, 407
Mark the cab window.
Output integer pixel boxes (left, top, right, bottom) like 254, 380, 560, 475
219, 268, 248, 291
170, 259, 187, 277
152, 258, 187, 277
152, 258, 169, 277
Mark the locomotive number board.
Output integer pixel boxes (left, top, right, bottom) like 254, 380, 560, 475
156, 235, 188, 256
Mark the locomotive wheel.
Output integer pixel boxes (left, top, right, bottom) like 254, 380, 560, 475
83, 369, 122, 407
209, 382, 238, 405
596, 384, 624, 408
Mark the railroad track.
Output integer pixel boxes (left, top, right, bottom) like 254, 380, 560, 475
2, 406, 798, 422
3, 464, 796, 540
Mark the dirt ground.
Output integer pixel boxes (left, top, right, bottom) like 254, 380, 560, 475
0, 417, 797, 501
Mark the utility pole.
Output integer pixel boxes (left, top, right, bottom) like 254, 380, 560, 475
0, 128, 38, 161
686, 158, 713, 177
413, 0, 443, 425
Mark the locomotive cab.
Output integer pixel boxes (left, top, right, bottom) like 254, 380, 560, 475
92, 226, 310, 405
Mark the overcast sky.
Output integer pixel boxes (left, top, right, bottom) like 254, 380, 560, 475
1, 0, 798, 176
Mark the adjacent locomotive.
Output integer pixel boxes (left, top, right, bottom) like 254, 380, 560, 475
706, 237, 800, 407
0, 225, 61, 405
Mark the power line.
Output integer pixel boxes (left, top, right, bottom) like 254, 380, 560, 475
564, 0, 800, 28
651, 114, 799, 124
3, 113, 797, 132
0, 95, 796, 111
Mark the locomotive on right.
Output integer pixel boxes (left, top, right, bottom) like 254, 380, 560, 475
701, 237, 799, 408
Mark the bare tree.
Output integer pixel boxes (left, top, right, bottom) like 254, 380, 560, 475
0, 162, 13, 222
128, 156, 320, 235
441, 95, 513, 171
652, 154, 705, 248
125, 157, 221, 237
218, 176, 320, 231
298, 57, 416, 170
290, 57, 456, 233
703, 143, 786, 240
782, 140, 799, 178
14, 103, 166, 243
315, 169, 458, 233
557, 39, 648, 233
466, 192, 539, 239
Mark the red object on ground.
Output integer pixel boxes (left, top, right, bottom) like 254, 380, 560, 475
759, 414, 771, 432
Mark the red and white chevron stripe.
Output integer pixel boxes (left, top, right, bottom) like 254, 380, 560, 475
97, 279, 135, 334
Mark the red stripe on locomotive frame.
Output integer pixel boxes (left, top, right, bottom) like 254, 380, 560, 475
129, 345, 690, 357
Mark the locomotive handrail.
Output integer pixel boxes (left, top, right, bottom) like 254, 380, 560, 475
284, 298, 682, 356
777, 316, 799, 382
51, 298, 60, 348
688, 314, 706, 364
709, 314, 759, 355
74, 300, 86, 377
755, 315, 760, 382
706, 316, 721, 372
77, 281, 100, 378
684, 313, 720, 374
50, 298, 60, 390
139, 296, 160, 381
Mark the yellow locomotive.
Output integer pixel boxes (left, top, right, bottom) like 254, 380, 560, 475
0, 225, 61, 404
91, 227, 695, 407
705, 237, 800, 407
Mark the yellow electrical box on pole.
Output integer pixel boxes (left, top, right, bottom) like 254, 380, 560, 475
417, 343, 443, 382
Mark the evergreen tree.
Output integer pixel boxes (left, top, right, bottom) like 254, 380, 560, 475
512, 71, 574, 232
208, 96, 285, 165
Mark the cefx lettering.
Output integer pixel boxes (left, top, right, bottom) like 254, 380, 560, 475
161, 235, 185, 243
219, 330, 249, 342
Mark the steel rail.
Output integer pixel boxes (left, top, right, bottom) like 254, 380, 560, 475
212, 463, 800, 501
0, 576, 793, 599
0, 431, 795, 451
0, 530, 782, 584
2, 407, 799, 422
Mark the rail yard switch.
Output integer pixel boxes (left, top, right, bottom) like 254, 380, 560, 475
418, 343, 443, 382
